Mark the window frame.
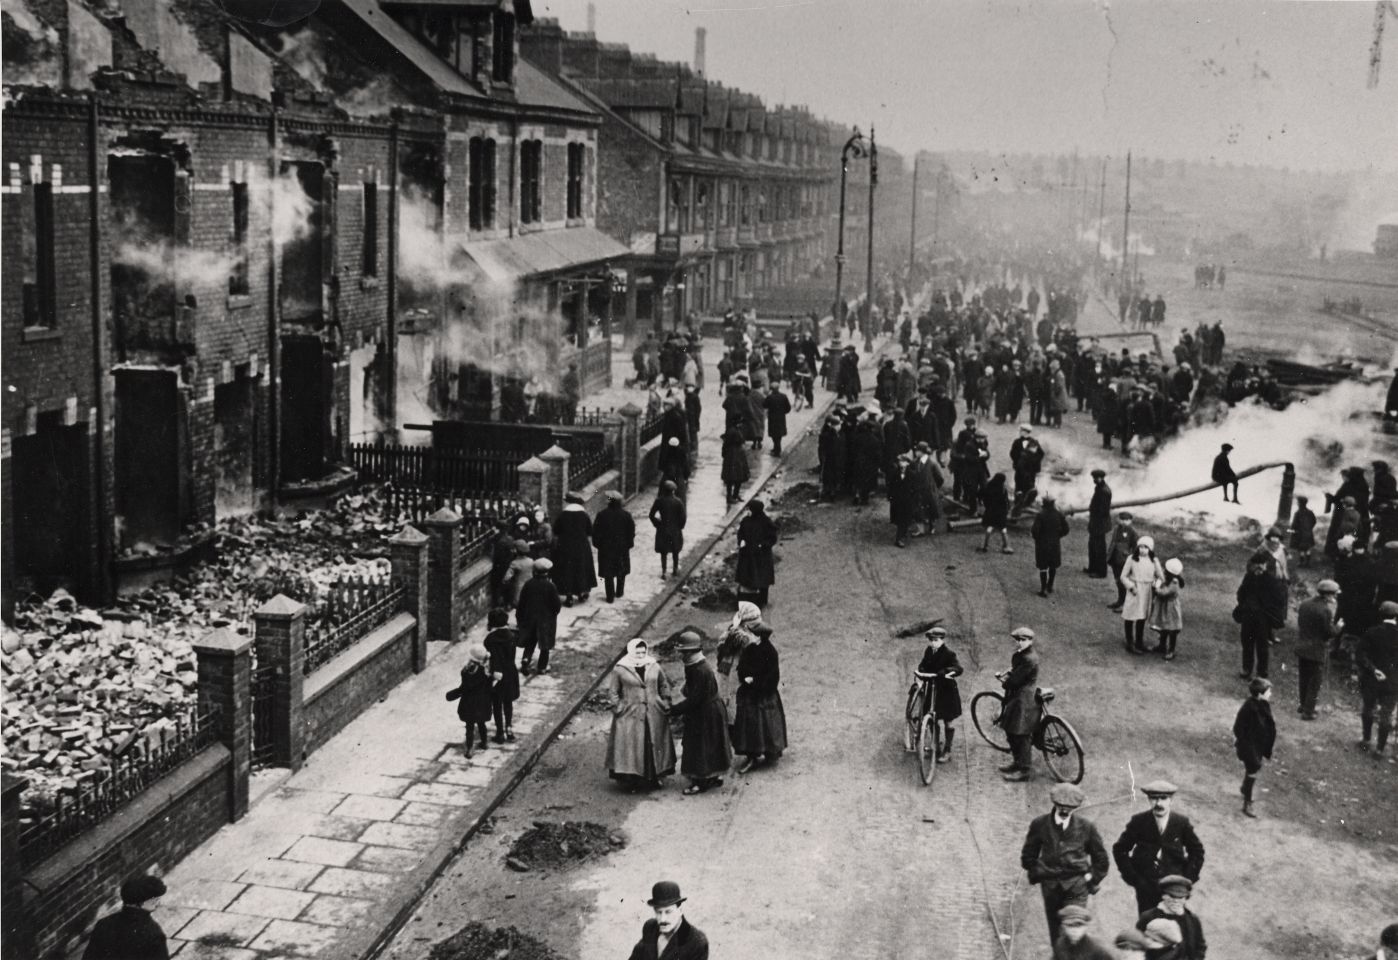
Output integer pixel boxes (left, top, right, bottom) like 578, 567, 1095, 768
360, 181, 379, 278
229, 180, 251, 296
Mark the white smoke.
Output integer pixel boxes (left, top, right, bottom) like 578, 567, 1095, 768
1079, 224, 1156, 262
113, 240, 238, 288
268, 171, 316, 248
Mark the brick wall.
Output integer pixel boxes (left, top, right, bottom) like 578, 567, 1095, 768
302, 613, 416, 756
16, 746, 233, 960
593, 112, 661, 249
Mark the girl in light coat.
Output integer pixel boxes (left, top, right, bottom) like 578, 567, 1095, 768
1149, 558, 1185, 661
1120, 536, 1163, 654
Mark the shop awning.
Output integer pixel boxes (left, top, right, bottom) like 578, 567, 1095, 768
458, 227, 630, 284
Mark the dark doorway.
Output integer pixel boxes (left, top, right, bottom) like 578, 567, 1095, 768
280, 336, 331, 482
279, 161, 324, 324
10, 412, 92, 599
109, 155, 177, 350
114, 369, 183, 548
214, 376, 257, 515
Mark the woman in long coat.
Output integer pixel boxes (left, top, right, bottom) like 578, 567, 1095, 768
735, 499, 778, 606
1047, 360, 1070, 427
1030, 496, 1070, 596
552, 493, 597, 605
1120, 536, 1163, 654
649, 480, 687, 579
763, 385, 791, 456
483, 609, 520, 742
591, 491, 635, 603
658, 436, 690, 499
605, 639, 676, 789
668, 632, 732, 794
732, 622, 788, 773
721, 426, 751, 505
746, 383, 767, 449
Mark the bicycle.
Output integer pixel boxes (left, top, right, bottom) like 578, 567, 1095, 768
903, 671, 944, 786
969, 686, 1085, 784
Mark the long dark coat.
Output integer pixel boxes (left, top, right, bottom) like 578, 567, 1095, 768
836, 351, 862, 397
650, 493, 687, 553
82, 907, 169, 960
732, 631, 788, 756
1000, 646, 1040, 735
670, 658, 733, 778
446, 662, 493, 724
850, 422, 883, 495
915, 643, 964, 719
551, 506, 597, 595
931, 394, 957, 450
1031, 505, 1070, 569
819, 424, 847, 493
591, 503, 635, 577
723, 388, 750, 436
515, 575, 561, 651
882, 416, 913, 478
889, 462, 918, 528
981, 480, 1011, 527
736, 511, 778, 589
1289, 506, 1316, 551
661, 405, 690, 452
484, 626, 520, 703
764, 390, 791, 439
627, 918, 710, 960
1088, 481, 1113, 535
905, 400, 939, 448
721, 428, 751, 485
1232, 697, 1276, 768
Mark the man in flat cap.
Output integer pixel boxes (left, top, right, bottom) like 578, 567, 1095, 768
1358, 600, 1398, 756
1052, 904, 1115, 959
1111, 779, 1205, 915
1135, 875, 1207, 959
1084, 469, 1112, 579
82, 874, 169, 960
998, 627, 1042, 781
1296, 580, 1343, 720
628, 881, 708, 960
1112, 927, 1153, 960
1020, 783, 1111, 949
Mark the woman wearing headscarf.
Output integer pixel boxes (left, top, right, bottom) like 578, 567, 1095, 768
717, 602, 761, 723
1150, 558, 1185, 661
445, 644, 494, 760
668, 632, 733, 794
1120, 536, 1163, 654
650, 480, 687, 579
605, 639, 676, 790
735, 500, 779, 607
552, 492, 597, 606
483, 609, 520, 742
731, 614, 788, 774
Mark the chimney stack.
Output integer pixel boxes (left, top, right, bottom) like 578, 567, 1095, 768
587, 3, 596, 34
694, 27, 706, 77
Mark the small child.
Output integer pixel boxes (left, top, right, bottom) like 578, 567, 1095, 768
1289, 494, 1316, 566
716, 351, 734, 396
446, 644, 494, 759
1150, 558, 1185, 661
912, 626, 964, 763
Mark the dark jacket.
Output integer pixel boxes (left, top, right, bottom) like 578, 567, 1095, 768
764, 390, 791, 439
1000, 647, 1040, 735
736, 636, 780, 699
721, 427, 751, 486
915, 643, 964, 719
1112, 811, 1205, 891
735, 511, 778, 590
591, 503, 636, 577
1357, 621, 1398, 694
670, 658, 733, 778
1235, 570, 1288, 629
981, 480, 1011, 527
1088, 481, 1113, 535
1289, 506, 1316, 551
484, 626, 520, 703
627, 917, 709, 960
650, 493, 687, 553
82, 906, 169, 960
1294, 596, 1340, 663
849, 422, 883, 493
905, 400, 939, 448
551, 506, 597, 595
1031, 506, 1070, 569
661, 405, 690, 452
1136, 907, 1207, 959
1211, 452, 1237, 485
445, 662, 493, 724
1020, 812, 1110, 898
515, 575, 561, 650
1232, 698, 1276, 768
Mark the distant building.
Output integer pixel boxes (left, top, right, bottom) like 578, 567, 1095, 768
1377, 223, 1398, 259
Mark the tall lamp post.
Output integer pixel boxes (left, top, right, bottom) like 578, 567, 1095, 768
832, 127, 866, 340
862, 125, 878, 352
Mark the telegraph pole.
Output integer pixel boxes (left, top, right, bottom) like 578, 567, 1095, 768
863, 125, 878, 353
1096, 157, 1107, 266
908, 153, 919, 282
1120, 150, 1132, 290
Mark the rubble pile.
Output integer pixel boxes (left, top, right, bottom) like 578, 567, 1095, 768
504, 820, 624, 870
429, 923, 565, 960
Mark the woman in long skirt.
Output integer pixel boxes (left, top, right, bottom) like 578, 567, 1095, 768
732, 621, 788, 774
605, 639, 676, 790
716, 602, 761, 725
668, 631, 733, 794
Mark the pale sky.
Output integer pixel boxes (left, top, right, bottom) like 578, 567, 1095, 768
530, 0, 1398, 173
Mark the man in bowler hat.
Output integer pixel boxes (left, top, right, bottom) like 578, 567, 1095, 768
1020, 783, 1111, 949
1111, 779, 1205, 915
82, 873, 169, 960
628, 881, 709, 960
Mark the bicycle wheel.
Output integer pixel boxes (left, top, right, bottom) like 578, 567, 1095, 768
917, 713, 939, 786
1039, 716, 1085, 784
903, 686, 920, 752
971, 691, 1011, 752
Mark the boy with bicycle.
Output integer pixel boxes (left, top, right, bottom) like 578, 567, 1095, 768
912, 626, 965, 763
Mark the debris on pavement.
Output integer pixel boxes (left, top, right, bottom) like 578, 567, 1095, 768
505, 821, 623, 870
429, 922, 566, 960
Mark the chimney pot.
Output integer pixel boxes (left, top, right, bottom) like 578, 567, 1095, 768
694, 27, 706, 77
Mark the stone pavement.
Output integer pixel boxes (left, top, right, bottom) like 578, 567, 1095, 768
151, 330, 894, 960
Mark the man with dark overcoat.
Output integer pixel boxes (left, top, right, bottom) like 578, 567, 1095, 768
627, 881, 709, 960
592, 490, 635, 603
1085, 470, 1112, 578
1111, 779, 1205, 915
1020, 783, 1111, 949
668, 632, 732, 793
1295, 579, 1342, 719
1358, 601, 1398, 755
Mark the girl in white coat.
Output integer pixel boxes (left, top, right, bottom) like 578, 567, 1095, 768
1119, 536, 1163, 654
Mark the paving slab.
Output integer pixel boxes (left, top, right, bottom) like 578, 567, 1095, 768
297, 894, 379, 927
393, 802, 457, 828
164, 879, 248, 912
353, 844, 427, 874
331, 794, 408, 822
356, 821, 439, 851
235, 859, 325, 892
247, 919, 343, 956
224, 885, 319, 921
281, 836, 365, 868
176, 910, 270, 946
307, 866, 401, 899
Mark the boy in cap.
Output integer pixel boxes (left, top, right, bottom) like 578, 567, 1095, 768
1232, 678, 1276, 817
82, 874, 168, 960
1295, 580, 1343, 720
1106, 513, 1139, 611
1135, 875, 1207, 959
628, 881, 708, 960
997, 627, 1041, 781
1052, 905, 1115, 960
1211, 443, 1239, 503
1020, 783, 1111, 949
914, 626, 964, 763
1111, 779, 1205, 915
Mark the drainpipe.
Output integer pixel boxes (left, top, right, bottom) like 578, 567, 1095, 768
87, 93, 111, 603
386, 116, 399, 439
268, 103, 282, 496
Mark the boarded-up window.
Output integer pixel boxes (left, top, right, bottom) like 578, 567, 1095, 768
361, 182, 379, 277
230, 181, 250, 295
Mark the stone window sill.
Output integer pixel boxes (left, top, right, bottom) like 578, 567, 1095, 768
227, 294, 253, 310
21, 326, 61, 344
360, 276, 380, 291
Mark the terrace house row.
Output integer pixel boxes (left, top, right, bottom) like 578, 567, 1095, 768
0, 0, 621, 616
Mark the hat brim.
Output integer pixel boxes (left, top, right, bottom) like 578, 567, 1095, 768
647, 896, 686, 907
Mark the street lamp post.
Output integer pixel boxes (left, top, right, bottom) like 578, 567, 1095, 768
832, 127, 866, 341
863, 125, 878, 353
